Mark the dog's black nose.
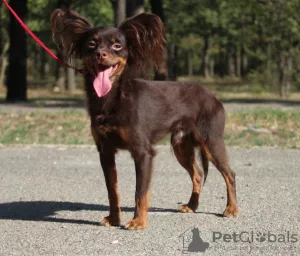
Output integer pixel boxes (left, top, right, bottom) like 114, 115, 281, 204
98, 51, 108, 60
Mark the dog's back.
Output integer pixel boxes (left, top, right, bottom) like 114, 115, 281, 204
124, 79, 225, 143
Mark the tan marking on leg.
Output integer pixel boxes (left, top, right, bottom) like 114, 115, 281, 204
125, 192, 149, 230
222, 173, 238, 217
179, 161, 202, 213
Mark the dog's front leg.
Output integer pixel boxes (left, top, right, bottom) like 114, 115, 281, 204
125, 149, 154, 230
99, 150, 121, 227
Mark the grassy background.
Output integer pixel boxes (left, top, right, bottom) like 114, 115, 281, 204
0, 108, 299, 148
225, 109, 300, 148
0, 111, 92, 145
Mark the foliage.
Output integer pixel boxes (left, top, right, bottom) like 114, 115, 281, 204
2, 0, 300, 97
161, 0, 300, 96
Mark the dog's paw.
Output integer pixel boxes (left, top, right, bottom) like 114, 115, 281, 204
179, 204, 195, 213
223, 205, 238, 217
100, 215, 120, 227
125, 218, 147, 230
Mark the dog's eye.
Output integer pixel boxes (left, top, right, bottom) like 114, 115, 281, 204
111, 43, 122, 51
88, 41, 97, 49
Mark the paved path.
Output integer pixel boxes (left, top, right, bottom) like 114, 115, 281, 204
0, 146, 299, 255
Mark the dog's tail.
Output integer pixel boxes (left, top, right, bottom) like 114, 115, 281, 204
200, 148, 209, 184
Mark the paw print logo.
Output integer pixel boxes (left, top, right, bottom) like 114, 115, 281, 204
256, 232, 267, 242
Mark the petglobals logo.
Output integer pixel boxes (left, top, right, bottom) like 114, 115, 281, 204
212, 231, 298, 244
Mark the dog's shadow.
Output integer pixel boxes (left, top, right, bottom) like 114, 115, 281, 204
0, 201, 181, 226
0, 201, 223, 226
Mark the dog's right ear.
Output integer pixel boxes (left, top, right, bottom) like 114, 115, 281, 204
50, 9, 92, 59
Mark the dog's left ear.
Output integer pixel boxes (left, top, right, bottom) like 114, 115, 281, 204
119, 13, 165, 70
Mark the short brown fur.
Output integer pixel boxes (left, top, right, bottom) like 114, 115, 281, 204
50, 9, 238, 230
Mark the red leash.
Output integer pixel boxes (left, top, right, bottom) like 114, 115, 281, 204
2, 0, 86, 76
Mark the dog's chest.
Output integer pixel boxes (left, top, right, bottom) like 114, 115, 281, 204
97, 124, 117, 136
95, 123, 129, 149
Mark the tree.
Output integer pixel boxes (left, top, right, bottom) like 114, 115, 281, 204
0, 3, 2, 55
7, 0, 28, 102
112, 0, 126, 27
150, 0, 168, 80
126, 0, 144, 17
54, 0, 76, 92
0, 3, 9, 88
150, 0, 165, 22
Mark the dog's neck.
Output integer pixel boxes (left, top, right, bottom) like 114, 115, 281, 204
83, 65, 152, 122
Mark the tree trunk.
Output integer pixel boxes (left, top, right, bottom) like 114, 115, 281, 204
209, 58, 214, 77
0, 3, 3, 86
150, 0, 168, 80
266, 44, 272, 85
114, 0, 126, 27
0, 58, 7, 87
0, 3, 2, 55
54, 51, 66, 91
278, 51, 285, 98
7, 0, 28, 102
228, 48, 235, 77
202, 37, 210, 79
168, 43, 177, 80
56, 0, 72, 8
126, 0, 144, 17
33, 46, 39, 79
67, 60, 76, 92
40, 48, 47, 80
55, 66, 66, 92
236, 43, 241, 77
285, 48, 293, 97
207, 37, 213, 77
0, 43, 8, 87
242, 50, 248, 77
219, 52, 226, 78
150, 0, 165, 22
188, 50, 193, 76
54, 0, 71, 91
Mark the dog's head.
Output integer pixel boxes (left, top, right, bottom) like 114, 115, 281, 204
50, 9, 165, 97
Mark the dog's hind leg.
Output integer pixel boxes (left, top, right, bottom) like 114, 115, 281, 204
171, 131, 204, 213
205, 138, 238, 217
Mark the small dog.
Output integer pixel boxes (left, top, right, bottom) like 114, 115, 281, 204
50, 9, 238, 230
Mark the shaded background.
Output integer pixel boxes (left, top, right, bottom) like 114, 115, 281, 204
1, 0, 300, 148
1, 0, 300, 101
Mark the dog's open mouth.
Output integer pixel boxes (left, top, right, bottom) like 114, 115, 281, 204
98, 63, 119, 77
93, 63, 119, 98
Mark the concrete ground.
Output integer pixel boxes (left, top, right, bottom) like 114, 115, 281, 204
0, 146, 299, 256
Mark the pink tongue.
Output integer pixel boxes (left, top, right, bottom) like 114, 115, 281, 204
93, 67, 112, 97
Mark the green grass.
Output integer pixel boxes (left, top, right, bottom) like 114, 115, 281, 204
225, 108, 300, 148
0, 111, 93, 145
0, 108, 299, 147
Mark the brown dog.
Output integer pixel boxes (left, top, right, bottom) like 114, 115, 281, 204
50, 9, 238, 230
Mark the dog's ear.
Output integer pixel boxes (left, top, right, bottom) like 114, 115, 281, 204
119, 13, 165, 70
50, 9, 92, 59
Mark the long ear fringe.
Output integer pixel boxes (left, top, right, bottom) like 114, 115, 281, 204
50, 9, 92, 60
119, 13, 166, 72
